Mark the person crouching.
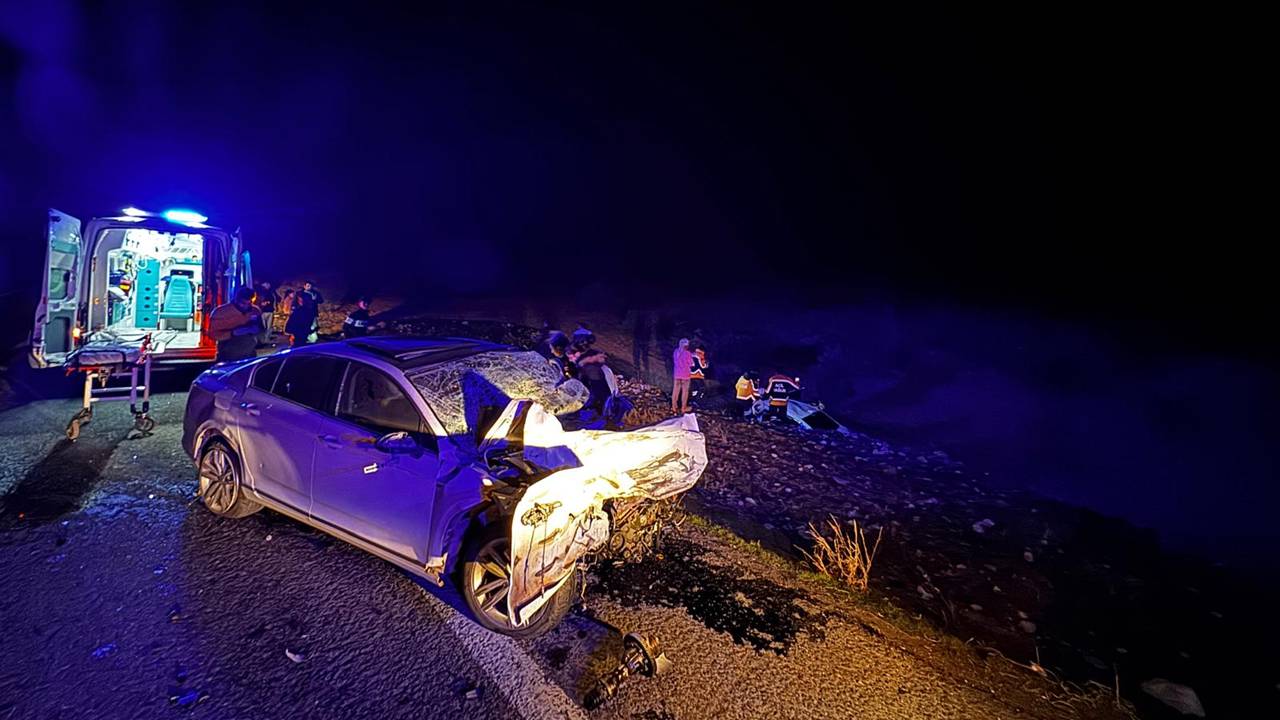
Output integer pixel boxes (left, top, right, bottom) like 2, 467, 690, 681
765, 373, 801, 421
735, 371, 761, 419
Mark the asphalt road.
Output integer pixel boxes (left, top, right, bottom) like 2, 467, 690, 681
0, 393, 1117, 719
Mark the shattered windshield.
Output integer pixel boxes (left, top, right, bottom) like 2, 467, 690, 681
406, 350, 588, 437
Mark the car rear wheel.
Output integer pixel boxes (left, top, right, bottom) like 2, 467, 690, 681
458, 523, 574, 638
198, 440, 262, 519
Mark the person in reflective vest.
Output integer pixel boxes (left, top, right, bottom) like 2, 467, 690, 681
689, 345, 709, 404
766, 374, 801, 420
342, 297, 372, 338
734, 371, 760, 419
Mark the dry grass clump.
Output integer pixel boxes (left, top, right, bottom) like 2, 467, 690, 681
802, 516, 883, 591
622, 405, 674, 428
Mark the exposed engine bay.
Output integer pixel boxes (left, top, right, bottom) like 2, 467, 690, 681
477, 400, 707, 625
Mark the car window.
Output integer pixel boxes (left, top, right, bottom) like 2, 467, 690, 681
337, 363, 425, 436
275, 355, 347, 413
251, 357, 283, 393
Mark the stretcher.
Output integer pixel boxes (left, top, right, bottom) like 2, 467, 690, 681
63, 334, 156, 440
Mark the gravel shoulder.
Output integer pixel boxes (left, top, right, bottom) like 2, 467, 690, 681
1, 393, 1127, 719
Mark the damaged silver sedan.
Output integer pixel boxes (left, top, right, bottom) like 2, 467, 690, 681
181, 337, 707, 636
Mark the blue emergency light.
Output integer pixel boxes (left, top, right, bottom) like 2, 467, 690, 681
162, 209, 208, 224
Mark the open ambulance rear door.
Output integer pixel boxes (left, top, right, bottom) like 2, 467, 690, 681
30, 209, 84, 368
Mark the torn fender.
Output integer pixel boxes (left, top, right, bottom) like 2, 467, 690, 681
502, 406, 708, 626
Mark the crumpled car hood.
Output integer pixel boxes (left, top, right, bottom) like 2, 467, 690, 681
481, 401, 707, 626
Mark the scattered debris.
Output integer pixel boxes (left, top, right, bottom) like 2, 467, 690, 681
285, 648, 306, 664
584, 633, 672, 709
1141, 678, 1205, 717
91, 643, 116, 659
971, 518, 995, 534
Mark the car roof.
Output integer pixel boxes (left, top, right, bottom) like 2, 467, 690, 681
337, 336, 517, 369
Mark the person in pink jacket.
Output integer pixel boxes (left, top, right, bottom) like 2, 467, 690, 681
671, 338, 693, 414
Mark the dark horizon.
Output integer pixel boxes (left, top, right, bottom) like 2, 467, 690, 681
0, 2, 1269, 357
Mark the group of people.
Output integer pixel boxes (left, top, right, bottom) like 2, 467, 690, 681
669, 339, 710, 414
212, 294, 803, 426
734, 371, 802, 422
537, 325, 633, 429
210, 281, 376, 362
673, 335, 805, 423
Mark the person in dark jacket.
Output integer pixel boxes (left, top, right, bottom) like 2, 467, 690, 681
285, 291, 318, 347
342, 297, 372, 338
571, 324, 595, 349
689, 344, 709, 404
209, 287, 261, 362
537, 330, 573, 381
300, 281, 324, 305
300, 281, 323, 342
570, 344, 611, 412
255, 281, 277, 346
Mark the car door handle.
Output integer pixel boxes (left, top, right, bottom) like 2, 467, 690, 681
239, 402, 260, 416
318, 434, 342, 448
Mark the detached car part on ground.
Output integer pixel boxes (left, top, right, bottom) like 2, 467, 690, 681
182, 337, 707, 637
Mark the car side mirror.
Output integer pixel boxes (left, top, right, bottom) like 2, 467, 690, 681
375, 431, 420, 455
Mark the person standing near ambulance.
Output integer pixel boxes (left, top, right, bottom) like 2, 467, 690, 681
209, 287, 261, 362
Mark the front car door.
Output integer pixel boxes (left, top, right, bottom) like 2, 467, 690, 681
234, 353, 346, 511
30, 209, 84, 367
309, 360, 439, 564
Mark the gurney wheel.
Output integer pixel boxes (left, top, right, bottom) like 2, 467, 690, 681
134, 416, 157, 435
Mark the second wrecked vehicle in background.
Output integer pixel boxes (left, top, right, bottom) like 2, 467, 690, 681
181, 337, 708, 636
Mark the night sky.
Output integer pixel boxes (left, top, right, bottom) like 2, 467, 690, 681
0, 2, 1266, 350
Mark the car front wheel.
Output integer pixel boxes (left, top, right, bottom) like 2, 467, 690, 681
458, 523, 574, 638
198, 440, 262, 519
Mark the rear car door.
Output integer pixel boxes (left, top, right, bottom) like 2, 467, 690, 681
310, 361, 439, 564
30, 209, 83, 367
234, 354, 346, 511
